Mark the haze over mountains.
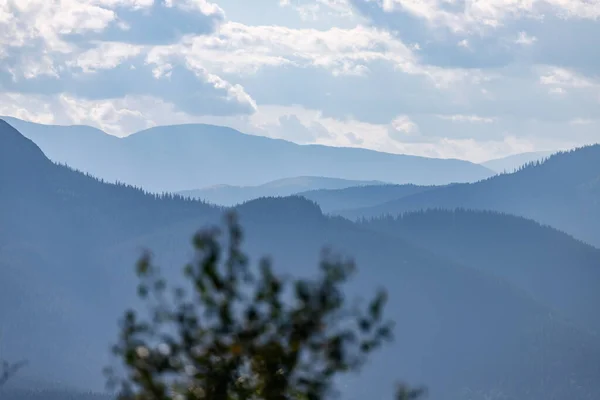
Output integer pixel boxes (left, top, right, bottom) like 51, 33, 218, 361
3, 117, 494, 193
300, 184, 438, 214
2, 117, 600, 400
177, 176, 384, 206
338, 146, 600, 248
482, 151, 555, 173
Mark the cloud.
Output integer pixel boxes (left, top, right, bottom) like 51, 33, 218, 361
373, 0, 600, 33
570, 118, 595, 125
0, 0, 252, 117
147, 20, 488, 90
0, 55, 257, 116
276, 114, 334, 143
147, 22, 417, 77
0, 0, 224, 51
67, 42, 143, 73
515, 31, 537, 45
345, 132, 364, 144
0, 91, 208, 136
279, 0, 355, 21
390, 114, 419, 135
539, 66, 596, 89
437, 114, 496, 123
350, 0, 600, 72
1, 0, 599, 164
81, 0, 225, 44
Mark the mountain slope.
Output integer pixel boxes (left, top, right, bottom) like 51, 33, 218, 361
299, 184, 437, 214
3, 117, 494, 192
0, 119, 221, 391
482, 151, 555, 173
177, 176, 384, 206
2, 121, 600, 399
363, 209, 600, 335
342, 145, 600, 247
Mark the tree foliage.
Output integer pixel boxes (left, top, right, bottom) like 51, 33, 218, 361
0, 359, 27, 388
106, 213, 424, 400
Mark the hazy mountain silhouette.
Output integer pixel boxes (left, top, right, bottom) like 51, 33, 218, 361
342, 146, 600, 247
299, 184, 438, 214
2, 117, 494, 193
482, 151, 555, 173
2, 121, 600, 400
177, 176, 384, 206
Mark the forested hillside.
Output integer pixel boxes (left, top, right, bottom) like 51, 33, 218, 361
2, 121, 600, 400
299, 184, 437, 213
363, 209, 600, 334
342, 147, 600, 247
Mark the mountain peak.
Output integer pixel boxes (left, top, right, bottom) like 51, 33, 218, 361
235, 195, 325, 225
0, 119, 51, 180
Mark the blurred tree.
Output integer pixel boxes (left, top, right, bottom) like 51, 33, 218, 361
0, 359, 27, 388
106, 213, 425, 400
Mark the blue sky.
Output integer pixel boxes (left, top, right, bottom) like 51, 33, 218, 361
0, 0, 599, 162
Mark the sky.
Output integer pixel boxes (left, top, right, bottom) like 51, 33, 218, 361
0, 0, 599, 162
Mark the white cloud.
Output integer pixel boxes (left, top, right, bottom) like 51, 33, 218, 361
539, 66, 598, 94
539, 67, 595, 88
0, 0, 254, 116
69, 42, 143, 73
175, 0, 225, 16
0, 0, 224, 61
0, 92, 56, 124
279, 0, 354, 20
146, 21, 485, 87
147, 22, 415, 76
1, 0, 115, 53
0, 91, 207, 136
437, 114, 496, 123
458, 39, 470, 48
549, 87, 566, 95
0, 0, 598, 164
515, 31, 537, 45
377, 0, 600, 33
570, 118, 594, 125
391, 115, 419, 135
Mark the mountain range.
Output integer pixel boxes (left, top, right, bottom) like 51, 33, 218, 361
300, 184, 439, 214
2, 117, 493, 193
177, 176, 384, 206
337, 147, 600, 247
482, 151, 555, 173
2, 119, 600, 400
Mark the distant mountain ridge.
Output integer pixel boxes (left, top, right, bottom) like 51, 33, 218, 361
2, 117, 494, 193
299, 184, 439, 214
340, 145, 600, 247
177, 176, 385, 206
482, 151, 556, 173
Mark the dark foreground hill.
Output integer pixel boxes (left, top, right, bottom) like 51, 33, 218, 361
1, 120, 600, 400
341, 146, 600, 247
2, 116, 493, 193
